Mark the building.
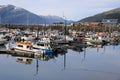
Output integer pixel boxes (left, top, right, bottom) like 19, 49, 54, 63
51, 22, 64, 26
82, 22, 100, 26
71, 22, 82, 26
102, 19, 118, 27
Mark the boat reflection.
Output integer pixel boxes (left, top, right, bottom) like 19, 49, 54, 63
9, 49, 67, 63
16, 57, 33, 64
72, 46, 84, 52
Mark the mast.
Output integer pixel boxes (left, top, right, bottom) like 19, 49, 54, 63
0, 15, 1, 27
63, 13, 67, 43
42, 17, 46, 37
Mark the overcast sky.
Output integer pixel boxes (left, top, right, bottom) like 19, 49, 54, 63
0, 0, 120, 21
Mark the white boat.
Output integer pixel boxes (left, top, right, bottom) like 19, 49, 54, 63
14, 41, 43, 55
21, 33, 36, 41
5, 41, 16, 50
0, 32, 7, 45
33, 40, 53, 55
64, 35, 73, 41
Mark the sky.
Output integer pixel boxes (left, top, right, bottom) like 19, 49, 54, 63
0, 0, 120, 21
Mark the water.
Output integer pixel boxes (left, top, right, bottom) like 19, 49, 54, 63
0, 45, 120, 80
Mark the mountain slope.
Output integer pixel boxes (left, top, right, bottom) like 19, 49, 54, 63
0, 5, 69, 25
43, 15, 65, 23
0, 5, 44, 24
80, 8, 120, 22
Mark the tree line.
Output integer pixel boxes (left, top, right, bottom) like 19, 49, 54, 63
0, 24, 120, 33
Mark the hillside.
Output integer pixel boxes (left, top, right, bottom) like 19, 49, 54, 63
80, 8, 120, 22
0, 5, 69, 25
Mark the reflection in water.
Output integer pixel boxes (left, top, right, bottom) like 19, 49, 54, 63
82, 48, 86, 61
97, 47, 99, 52
63, 53, 66, 70
0, 45, 120, 80
96, 45, 106, 54
72, 46, 84, 52
113, 45, 116, 50
16, 56, 40, 76
71, 46, 86, 61
16, 57, 33, 65
68, 66, 120, 76
10, 51, 67, 78
34, 59, 39, 76
103, 46, 106, 54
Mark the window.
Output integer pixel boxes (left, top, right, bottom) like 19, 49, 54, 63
18, 45, 23, 47
37, 44, 44, 46
27, 46, 29, 48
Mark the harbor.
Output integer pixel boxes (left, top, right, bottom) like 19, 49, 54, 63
0, 27, 119, 80
0, 25, 120, 60
0, 2, 120, 80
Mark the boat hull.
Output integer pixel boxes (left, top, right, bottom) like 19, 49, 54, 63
14, 47, 44, 55
14, 48, 35, 54
0, 39, 7, 45
32, 46, 53, 55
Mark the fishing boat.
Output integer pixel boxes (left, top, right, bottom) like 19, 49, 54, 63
14, 41, 43, 55
33, 40, 53, 55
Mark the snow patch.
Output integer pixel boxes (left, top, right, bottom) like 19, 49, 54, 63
0, 5, 5, 9
14, 7, 22, 10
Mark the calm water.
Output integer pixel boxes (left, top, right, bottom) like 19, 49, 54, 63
0, 45, 120, 80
